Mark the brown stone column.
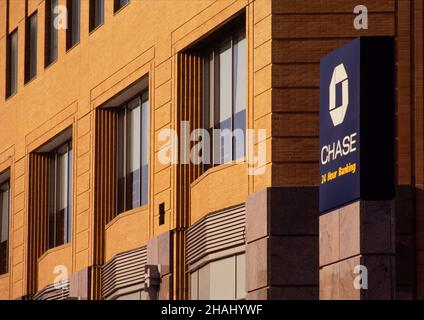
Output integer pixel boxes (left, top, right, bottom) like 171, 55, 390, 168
319, 201, 395, 299
245, 187, 319, 300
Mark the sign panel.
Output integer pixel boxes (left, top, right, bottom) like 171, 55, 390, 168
320, 39, 361, 214
319, 37, 395, 214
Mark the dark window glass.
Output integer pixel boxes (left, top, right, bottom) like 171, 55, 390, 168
114, 0, 129, 13
116, 91, 149, 214
6, 29, 18, 98
45, 0, 58, 67
90, 0, 104, 31
66, 0, 80, 50
25, 12, 38, 83
48, 142, 73, 249
203, 28, 246, 170
0, 179, 10, 275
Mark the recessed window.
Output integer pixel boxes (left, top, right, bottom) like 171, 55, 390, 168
25, 12, 38, 83
116, 91, 149, 214
48, 142, 73, 249
27, 129, 73, 294
6, 29, 18, 98
0, 172, 10, 275
203, 27, 246, 169
45, 0, 58, 67
190, 253, 246, 300
66, 0, 80, 50
90, 0, 104, 32
114, 0, 129, 13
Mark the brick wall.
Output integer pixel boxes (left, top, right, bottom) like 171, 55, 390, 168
270, 0, 396, 186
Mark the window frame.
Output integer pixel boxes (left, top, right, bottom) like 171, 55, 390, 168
116, 90, 149, 215
190, 253, 246, 300
114, 0, 130, 14
202, 25, 247, 170
0, 177, 10, 275
6, 28, 18, 99
47, 141, 73, 249
113, 289, 148, 300
45, 0, 58, 67
89, 0, 105, 32
66, 0, 81, 51
25, 11, 38, 83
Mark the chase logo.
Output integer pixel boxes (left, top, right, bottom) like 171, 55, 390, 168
329, 63, 349, 126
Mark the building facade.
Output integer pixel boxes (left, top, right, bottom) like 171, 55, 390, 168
0, 0, 423, 300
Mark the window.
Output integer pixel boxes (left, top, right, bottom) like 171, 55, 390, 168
45, 0, 58, 67
89, 0, 104, 31
190, 253, 246, 300
114, 290, 148, 300
48, 142, 73, 249
203, 27, 246, 169
6, 29, 18, 98
0, 172, 10, 275
66, 0, 80, 50
25, 12, 38, 83
114, 0, 129, 13
116, 91, 149, 214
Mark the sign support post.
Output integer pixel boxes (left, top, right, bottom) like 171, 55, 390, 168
319, 37, 395, 299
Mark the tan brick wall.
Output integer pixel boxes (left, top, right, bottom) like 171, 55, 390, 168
0, 0, 259, 298
0, 0, 422, 299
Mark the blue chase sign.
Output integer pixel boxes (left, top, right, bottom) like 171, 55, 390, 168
319, 37, 395, 214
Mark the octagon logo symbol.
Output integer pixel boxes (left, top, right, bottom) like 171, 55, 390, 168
329, 63, 349, 126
